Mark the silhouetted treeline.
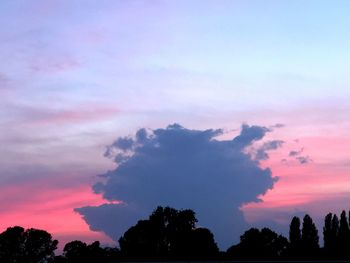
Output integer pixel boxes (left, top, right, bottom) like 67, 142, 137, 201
323, 210, 350, 259
0, 226, 119, 263
226, 210, 350, 261
4, 207, 350, 262
55, 240, 120, 263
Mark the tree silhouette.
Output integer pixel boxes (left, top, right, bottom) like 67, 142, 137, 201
6, 209, 350, 261
119, 220, 156, 259
323, 213, 333, 250
119, 206, 217, 260
331, 214, 340, 246
23, 228, 58, 263
226, 227, 288, 260
63, 240, 88, 262
301, 214, 319, 258
63, 240, 109, 263
338, 210, 350, 257
323, 213, 338, 257
0, 226, 25, 262
0, 226, 57, 263
86, 241, 106, 262
288, 216, 301, 258
188, 228, 219, 259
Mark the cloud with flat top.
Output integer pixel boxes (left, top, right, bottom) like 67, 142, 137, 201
76, 124, 281, 248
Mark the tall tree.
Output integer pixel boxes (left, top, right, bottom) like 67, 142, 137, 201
301, 214, 319, 258
331, 214, 340, 246
289, 216, 301, 258
323, 213, 333, 251
338, 210, 350, 257
323, 213, 338, 257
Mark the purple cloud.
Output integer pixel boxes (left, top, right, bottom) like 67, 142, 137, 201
76, 124, 280, 249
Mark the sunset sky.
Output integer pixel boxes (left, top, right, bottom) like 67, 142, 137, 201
1, 0, 350, 249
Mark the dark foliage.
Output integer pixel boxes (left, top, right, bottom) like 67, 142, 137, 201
119, 206, 218, 260
288, 216, 302, 258
4, 207, 350, 261
323, 213, 333, 250
187, 227, 219, 259
62, 240, 119, 263
226, 227, 288, 260
0, 226, 58, 263
338, 210, 350, 257
301, 214, 319, 258
322, 210, 350, 259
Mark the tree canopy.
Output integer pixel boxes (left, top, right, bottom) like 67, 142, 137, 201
0, 226, 57, 263
227, 227, 288, 260
119, 206, 218, 260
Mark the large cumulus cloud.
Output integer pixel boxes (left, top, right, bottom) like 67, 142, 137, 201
76, 124, 281, 248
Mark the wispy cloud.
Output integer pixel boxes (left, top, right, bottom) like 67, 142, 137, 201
30, 56, 81, 74
15, 105, 120, 126
287, 147, 312, 164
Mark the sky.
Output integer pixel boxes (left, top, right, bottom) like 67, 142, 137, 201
1, 0, 350, 250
